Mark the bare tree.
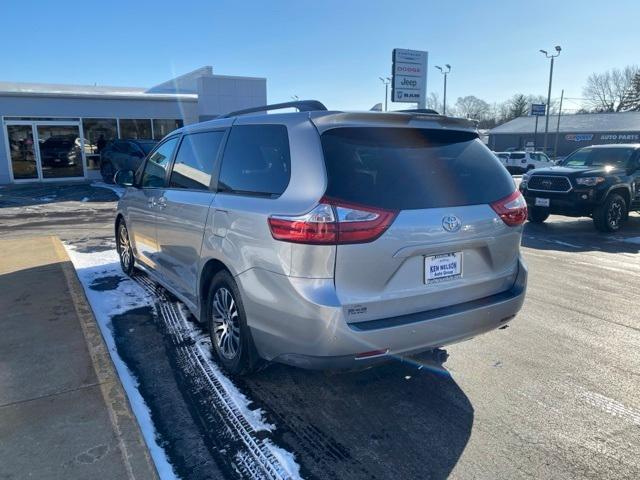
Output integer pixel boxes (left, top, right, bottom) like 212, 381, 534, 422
508, 94, 529, 119
425, 92, 441, 112
455, 95, 490, 120
620, 72, 640, 111
582, 65, 639, 112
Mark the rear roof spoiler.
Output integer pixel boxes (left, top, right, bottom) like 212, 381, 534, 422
309, 111, 479, 133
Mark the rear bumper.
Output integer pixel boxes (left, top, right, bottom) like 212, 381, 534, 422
237, 257, 528, 370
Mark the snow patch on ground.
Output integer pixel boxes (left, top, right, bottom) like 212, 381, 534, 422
91, 181, 125, 198
65, 244, 303, 480
63, 245, 178, 480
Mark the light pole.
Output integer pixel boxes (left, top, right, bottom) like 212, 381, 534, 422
435, 64, 451, 114
540, 46, 561, 153
379, 77, 391, 111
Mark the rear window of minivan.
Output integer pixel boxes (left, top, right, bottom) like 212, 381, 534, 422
321, 127, 515, 210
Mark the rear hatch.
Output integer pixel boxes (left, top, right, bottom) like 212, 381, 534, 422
321, 127, 523, 324
507, 152, 526, 167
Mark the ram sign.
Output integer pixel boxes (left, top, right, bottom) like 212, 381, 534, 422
391, 49, 428, 105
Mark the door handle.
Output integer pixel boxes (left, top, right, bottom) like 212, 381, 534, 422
148, 197, 156, 208
157, 197, 167, 210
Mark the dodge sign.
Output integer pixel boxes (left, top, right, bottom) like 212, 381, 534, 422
392, 48, 428, 105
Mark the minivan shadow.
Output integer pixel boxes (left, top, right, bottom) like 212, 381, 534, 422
238, 358, 473, 480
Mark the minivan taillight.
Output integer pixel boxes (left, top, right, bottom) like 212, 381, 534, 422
268, 197, 398, 245
490, 190, 528, 226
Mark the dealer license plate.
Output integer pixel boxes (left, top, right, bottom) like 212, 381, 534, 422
425, 252, 462, 284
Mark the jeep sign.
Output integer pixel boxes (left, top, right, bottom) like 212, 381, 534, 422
392, 48, 428, 106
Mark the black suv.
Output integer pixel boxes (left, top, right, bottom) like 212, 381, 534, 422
99, 139, 157, 183
519, 144, 640, 232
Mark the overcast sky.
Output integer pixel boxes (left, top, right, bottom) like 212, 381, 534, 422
2, 0, 639, 112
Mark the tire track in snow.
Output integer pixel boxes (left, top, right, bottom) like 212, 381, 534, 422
133, 273, 302, 480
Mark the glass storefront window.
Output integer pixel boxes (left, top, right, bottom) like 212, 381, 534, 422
82, 118, 118, 170
36, 124, 84, 179
119, 119, 152, 140
7, 125, 38, 180
153, 119, 184, 140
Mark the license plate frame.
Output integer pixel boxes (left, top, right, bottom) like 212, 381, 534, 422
424, 252, 463, 285
535, 197, 550, 207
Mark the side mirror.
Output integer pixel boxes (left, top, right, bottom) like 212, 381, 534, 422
114, 169, 135, 187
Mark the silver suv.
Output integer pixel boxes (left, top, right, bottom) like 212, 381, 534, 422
114, 101, 528, 375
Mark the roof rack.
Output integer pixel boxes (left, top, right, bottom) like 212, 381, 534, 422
218, 100, 327, 119
398, 108, 440, 115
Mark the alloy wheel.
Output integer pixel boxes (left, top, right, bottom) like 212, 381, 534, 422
212, 287, 241, 359
607, 199, 623, 230
118, 224, 132, 270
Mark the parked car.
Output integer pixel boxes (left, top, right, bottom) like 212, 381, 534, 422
100, 139, 157, 183
520, 144, 640, 232
114, 101, 528, 375
495, 152, 511, 167
39, 135, 78, 167
497, 151, 554, 174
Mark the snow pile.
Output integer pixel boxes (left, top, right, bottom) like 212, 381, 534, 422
65, 244, 303, 480
64, 245, 178, 480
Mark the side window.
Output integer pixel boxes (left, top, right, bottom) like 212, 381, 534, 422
218, 125, 291, 197
113, 141, 127, 153
141, 137, 178, 188
170, 131, 225, 190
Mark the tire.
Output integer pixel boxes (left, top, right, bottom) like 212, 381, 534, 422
116, 220, 135, 276
528, 207, 549, 224
101, 161, 115, 184
593, 193, 628, 233
207, 271, 260, 375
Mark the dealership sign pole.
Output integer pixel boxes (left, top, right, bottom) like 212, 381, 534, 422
392, 49, 428, 108
530, 103, 546, 150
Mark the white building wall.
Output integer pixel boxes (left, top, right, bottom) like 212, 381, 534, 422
196, 75, 267, 120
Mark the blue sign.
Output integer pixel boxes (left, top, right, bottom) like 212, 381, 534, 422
566, 134, 594, 142
530, 103, 546, 116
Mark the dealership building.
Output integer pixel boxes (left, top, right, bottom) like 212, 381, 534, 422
0, 66, 266, 184
488, 112, 640, 157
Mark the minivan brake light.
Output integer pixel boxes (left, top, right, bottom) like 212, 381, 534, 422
268, 197, 398, 244
490, 191, 528, 226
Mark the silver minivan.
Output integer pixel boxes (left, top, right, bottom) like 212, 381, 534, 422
114, 101, 528, 374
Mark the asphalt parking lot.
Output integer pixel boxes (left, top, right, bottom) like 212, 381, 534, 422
1, 182, 639, 480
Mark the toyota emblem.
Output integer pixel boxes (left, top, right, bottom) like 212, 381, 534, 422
442, 215, 462, 232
